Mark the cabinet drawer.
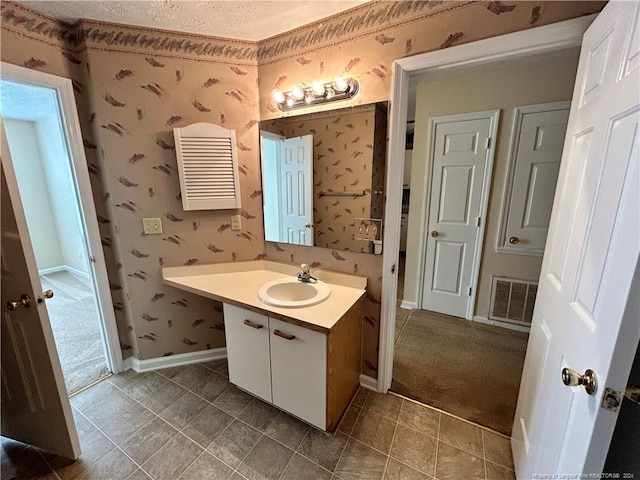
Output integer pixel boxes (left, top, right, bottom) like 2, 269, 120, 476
269, 317, 326, 429
223, 304, 272, 402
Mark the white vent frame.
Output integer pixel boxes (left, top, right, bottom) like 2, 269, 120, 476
489, 276, 538, 327
173, 122, 242, 211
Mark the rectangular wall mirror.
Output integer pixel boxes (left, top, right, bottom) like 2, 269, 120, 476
259, 101, 388, 254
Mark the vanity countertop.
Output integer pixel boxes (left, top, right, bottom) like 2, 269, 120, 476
161, 260, 367, 332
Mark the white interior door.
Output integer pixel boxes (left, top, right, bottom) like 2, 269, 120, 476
421, 112, 498, 318
1, 121, 80, 459
279, 135, 313, 246
513, 1, 640, 476
500, 102, 570, 255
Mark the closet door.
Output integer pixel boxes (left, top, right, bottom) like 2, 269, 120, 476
499, 102, 570, 255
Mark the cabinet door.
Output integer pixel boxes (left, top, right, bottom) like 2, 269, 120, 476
223, 304, 272, 402
269, 317, 326, 429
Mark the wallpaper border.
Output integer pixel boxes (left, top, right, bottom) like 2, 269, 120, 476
256, 1, 477, 63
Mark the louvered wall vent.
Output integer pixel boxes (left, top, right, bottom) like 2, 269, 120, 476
489, 276, 538, 327
173, 122, 241, 211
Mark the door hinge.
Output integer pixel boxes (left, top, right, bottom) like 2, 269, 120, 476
485, 137, 492, 149
391, 264, 396, 274
468, 287, 472, 296
477, 217, 481, 227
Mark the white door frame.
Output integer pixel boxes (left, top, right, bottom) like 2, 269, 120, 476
1, 62, 124, 374
260, 129, 285, 241
420, 110, 499, 320
378, 15, 597, 393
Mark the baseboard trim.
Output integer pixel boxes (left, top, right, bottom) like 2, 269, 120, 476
473, 316, 531, 333
39, 265, 90, 279
39, 266, 66, 276
400, 300, 417, 310
65, 266, 90, 279
359, 374, 378, 392
127, 347, 227, 373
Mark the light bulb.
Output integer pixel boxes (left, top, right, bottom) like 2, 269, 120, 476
304, 92, 315, 104
271, 88, 285, 104
291, 84, 305, 100
311, 80, 325, 97
286, 97, 295, 107
333, 76, 349, 93
325, 87, 335, 99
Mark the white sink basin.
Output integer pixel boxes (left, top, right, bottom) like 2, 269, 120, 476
258, 277, 331, 308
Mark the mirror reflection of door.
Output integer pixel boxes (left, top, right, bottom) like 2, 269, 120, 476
260, 132, 313, 245
0, 74, 115, 397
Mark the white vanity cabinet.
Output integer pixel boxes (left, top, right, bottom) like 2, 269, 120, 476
223, 306, 272, 402
222, 300, 362, 432
269, 317, 326, 429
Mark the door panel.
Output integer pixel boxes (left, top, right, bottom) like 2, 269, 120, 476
1, 122, 80, 459
269, 317, 326, 430
513, 2, 640, 476
432, 241, 465, 294
438, 166, 473, 224
421, 114, 496, 318
223, 304, 272, 402
279, 135, 313, 246
502, 105, 570, 254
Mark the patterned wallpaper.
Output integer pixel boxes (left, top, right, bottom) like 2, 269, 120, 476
261, 104, 386, 253
1, 0, 605, 375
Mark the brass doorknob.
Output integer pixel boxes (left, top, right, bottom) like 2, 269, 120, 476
7, 294, 33, 311
38, 290, 54, 304
431, 231, 439, 238
509, 236, 519, 244
562, 367, 597, 395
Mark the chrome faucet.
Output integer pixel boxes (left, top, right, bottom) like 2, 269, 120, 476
297, 263, 317, 283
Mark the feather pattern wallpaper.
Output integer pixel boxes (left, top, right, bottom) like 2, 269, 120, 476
1, 0, 605, 375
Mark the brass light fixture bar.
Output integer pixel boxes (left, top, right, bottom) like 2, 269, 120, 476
272, 77, 360, 112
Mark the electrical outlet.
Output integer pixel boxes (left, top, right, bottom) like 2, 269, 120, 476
354, 218, 381, 241
142, 218, 163, 235
231, 214, 242, 231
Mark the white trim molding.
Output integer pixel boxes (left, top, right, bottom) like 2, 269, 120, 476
39, 265, 90, 279
378, 15, 596, 394
400, 300, 417, 310
125, 347, 227, 373
359, 374, 378, 392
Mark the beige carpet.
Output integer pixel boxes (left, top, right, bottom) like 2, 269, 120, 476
40, 271, 110, 395
391, 309, 528, 435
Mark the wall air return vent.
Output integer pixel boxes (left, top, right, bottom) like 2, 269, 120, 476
173, 122, 241, 211
489, 276, 538, 327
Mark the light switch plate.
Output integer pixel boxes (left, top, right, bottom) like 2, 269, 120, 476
143, 218, 163, 235
231, 214, 242, 231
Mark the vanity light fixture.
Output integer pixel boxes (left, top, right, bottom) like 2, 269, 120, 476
271, 76, 359, 111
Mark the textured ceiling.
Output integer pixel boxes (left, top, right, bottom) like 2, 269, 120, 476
16, 0, 370, 41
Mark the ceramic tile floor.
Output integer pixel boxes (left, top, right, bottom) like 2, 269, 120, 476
1, 360, 516, 480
